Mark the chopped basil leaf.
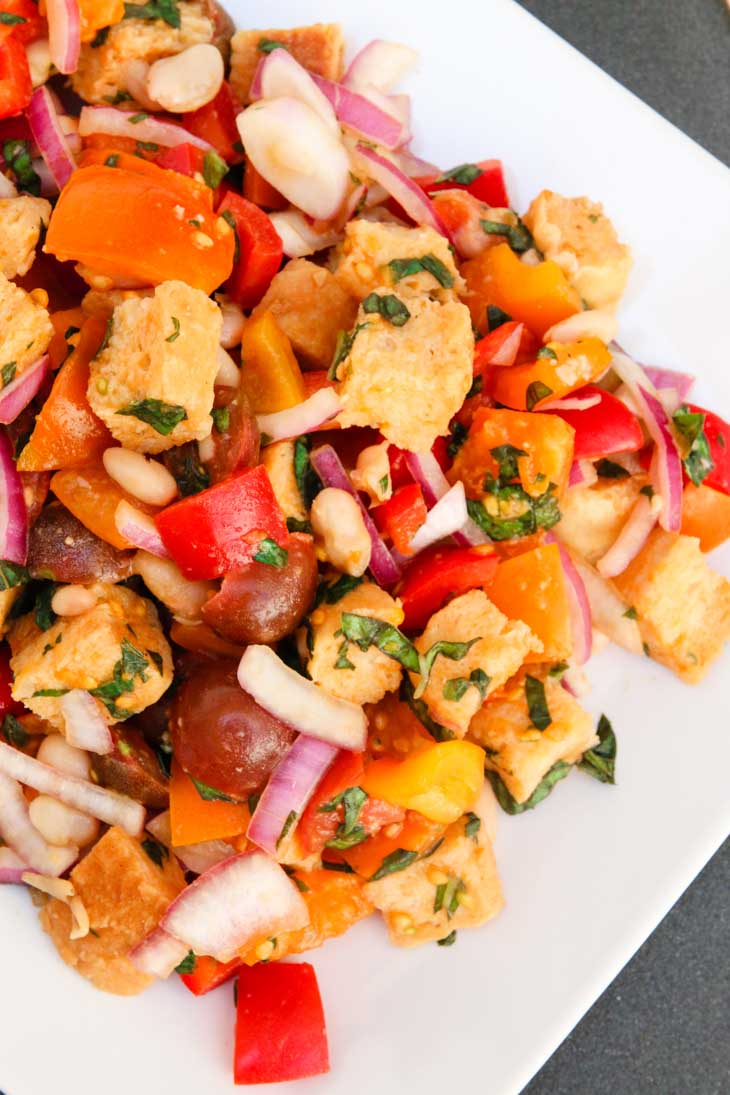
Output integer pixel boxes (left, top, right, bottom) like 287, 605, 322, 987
191, 776, 237, 803
141, 837, 168, 867
94, 316, 113, 359
322, 860, 355, 873
340, 613, 420, 672
164, 316, 180, 344
220, 209, 239, 263
639, 484, 655, 498
123, 0, 180, 28
388, 253, 455, 289
548, 661, 569, 678
253, 537, 288, 568
324, 786, 368, 850
33, 688, 69, 697
117, 398, 187, 436
448, 421, 469, 460
623, 606, 638, 620
480, 217, 534, 253
1, 363, 15, 390
467, 483, 560, 541
316, 573, 363, 606
487, 761, 572, 814
672, 404, 714, 487
0, 560, 29, 591
536, 346, 557, 361
290, 873, 310, 894
464, 812, 481, 842
487, 305, 512, 331
3, 139, 40, 196
434, 876, 465, 918
442, 667, 490, 703
362, 292, 411, 327
247, 792, 261, 815
328, 322, 370, 380
128, 112, 148, 124
286, 516, 311, 534
1, 714, 28, 748
103, 91, 132, 105
579, 714, 617, 784
211, 406, 230, 433
33, 584, 56, 630
104, 154, 119, 167
148, 649, 164, 674
90, 25, 110, 46
175, 951, 196, 974
369, 848, 419, 881
436, 163, 482, 185
163, 442, 209, 496
202, 150, 228, 190
135, 140, 159, 153
400, 677, 454, 742
490, 443, 527, 483
378, 474, 390, 495
526, 380, 553, 411
293, 435, 321, 509
334, 639, 355, 670
413, 638, 480, 700
64, 326, 80, 341
0, 12, 27, 23
89, 639, 149, 718
524, 674, 551, 731
276, 809, 298, 848
596, 458, 630, 479
643, 641, 651, 657
258, 37, 288, 53
437, 930, 457, 946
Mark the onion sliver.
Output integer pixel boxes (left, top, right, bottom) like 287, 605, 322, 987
0, 845, 28, 883
237, 97, 350, 220
0, 354, 50, 425
160, 851, 309, 962
270, 209, 342, 258
248, 735, 338, 855
404, 449, 488, 548
546, 535, 592, 665
251, 48, 338, 133
312, 75, 404, 148
0, 741, 146, 836
356, 144, 448, 236
146, 810, 236, 875
60, 690, 113, 755
0, 771, 79, 877
79, 106, 214, 152
46, 0, 80, 75
631, 388, 683, 532
542, 393, 602, 412
409, 481, 468, 555
115, 500, 170, 558
0, 430, 28, 565
257, 388, 341, 444
643, 366, 695, 400
238, 645, 368, 751
596, 493, 659, 578
26, 88, 76, 189
129, 926, 190, 978
344, 39, 418, 92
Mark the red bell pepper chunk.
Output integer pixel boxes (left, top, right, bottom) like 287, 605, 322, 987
372, 483, 427, 555
686, 403, 730, 496
542, 385, 644, 461
418, 158, 510, 207
184, 82, 241, 163
387, 444, 413, 490
234, 962, 330, 1084
0, 35, 32, 121
0, 642, 23, 719
217, 191, 283, 310
398, 544, 499, 630
155, 465, 287, 580
474, 321, 540, 373
155, 142, 206, 178
180, 954, 241, 997
0, 0, 45, 45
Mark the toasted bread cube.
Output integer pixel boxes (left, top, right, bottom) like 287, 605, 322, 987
9, 582, 173, 728
87, 280, 221, 454
523, 190, 632, 309
0, 195, 52, 279
307, 581, 403, 705
230, 23, 344, 103
364, 795, 503, 947
410, 590, 542, 737
335, 221, 463, 302
71, 1, 215, 103
39, 826, 185, 995
0, 272, 53, 376
261, 439, 307, 523
612, 529, 730, 682
468, 670, 597, 803
336, 292, 473, 451
557, 476, 645, 564
81, 287, 154, 318
252, 259, 358, 370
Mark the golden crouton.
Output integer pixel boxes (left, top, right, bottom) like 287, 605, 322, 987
557, 476, 646, 564
229, 23, 344, 103
0, 588, 19, 637
71, 2, 215, 104
88, 280, 221, 454
336, 292, 473, 451
410, 590, 542, 737
81, 287, 154, 318
612, 529, 730, 682
0, 195, 52, 279
261, 439, 307, 523
468, 669, 598, 803
252, 259, 358, 370
307, 580, 403, 705
335, 221, 463, 301
9, 582, 173, 728
523, 190, 632, 309
364, 799, 503, 947
39, 826, 185, 995
0, 272, 53, 376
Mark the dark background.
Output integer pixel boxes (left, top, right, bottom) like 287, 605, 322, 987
515, 2, 730, 1092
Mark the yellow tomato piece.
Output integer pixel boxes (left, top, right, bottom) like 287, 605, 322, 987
360, 741, 485, 824
241, 310, 306, 414
489, 337, 611, 411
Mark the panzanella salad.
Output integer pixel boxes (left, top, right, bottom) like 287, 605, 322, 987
1, 4, 730, 1085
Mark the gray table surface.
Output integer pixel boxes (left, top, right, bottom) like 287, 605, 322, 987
515, 2, 730, 1092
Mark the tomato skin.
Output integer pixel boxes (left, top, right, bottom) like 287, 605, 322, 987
541, 385, 644, 460
417, 159, 510, 207
180, 954, 241, 997
371, 484, 427, 555
397, 544, 499, 631
184, 82, 241, 163
217, 191, 283, 310
0, 0, 46, 45
0, 35, 31, 120
686, 404, 730, 496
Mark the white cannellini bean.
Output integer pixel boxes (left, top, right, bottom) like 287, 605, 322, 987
146, 44, 224, 114
29, 794, 100, 848
310, 488, 372, 577
545, 307, 618, 345
350, 443, 392, 504
122, 58, 163, 112
103, 447, 178, 506
37, 734, 91, 780
51, 585, 97, 617
216, 295, 245, 348
0, 172, 17, 198
26, 39, 52, 89
133, 551, 216, 621
215, 345, 240, 388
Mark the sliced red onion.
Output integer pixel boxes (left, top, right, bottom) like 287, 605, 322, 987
631, 389, 682, 532
248, 735, 338, 855
561, 666, 591, 698
0, 742, 146, 836
451, 519, 491, 548
146, 810, 236, 875
546, 535, 592, 665
569, 459, 599, 488
643, 366, 695, 400
595, 493, 658, 579
78, 107, 214, 152
573, 558, 644, 655
403, 449, 489, 548
237, 97, 350, 220
129, 926, 190, 979
313, 75, 404, 148
0, 354, 50, 426
409, 481, 467, 555
0, 771, 79, 877
238, 645, 368, 751
115, 500, 170, 558
0, 430, 28, 565
251, 49, 338, 134
46, 0, 80, 76
26, 87, 76, 190
59, 690, 113, 755
160, 851, 309, 962
484, 323, 526, 367
344, 39, 418, 92
310, 444, 401, 586
257, 388, 341, 444
396, 147, 441, 178
0, 845, 28, 883
269, 209, 342, 258
356, 144, 449, 237
542, 392, 602, 412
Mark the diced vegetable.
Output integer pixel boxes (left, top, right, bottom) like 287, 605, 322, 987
51, 462, 157, 550
541, 385, 644, 460
360, 741, 484, 824
0, 35, 32, 121
420, 158, 510, 207
239, 310, 305, 413
681, 483, 730, 552
373, 483, 427, 555
686, 404, 730, 497
184, 82, 242, 163
169, 760, 250, 847
489, 338, 611, 411
397, 544, 499, 630
217, 192, 284, 310
488, 544, 573, 661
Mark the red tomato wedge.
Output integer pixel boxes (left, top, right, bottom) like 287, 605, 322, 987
541, 385, 644, 461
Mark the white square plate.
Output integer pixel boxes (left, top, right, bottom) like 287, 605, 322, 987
3, 2, 730, 1093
